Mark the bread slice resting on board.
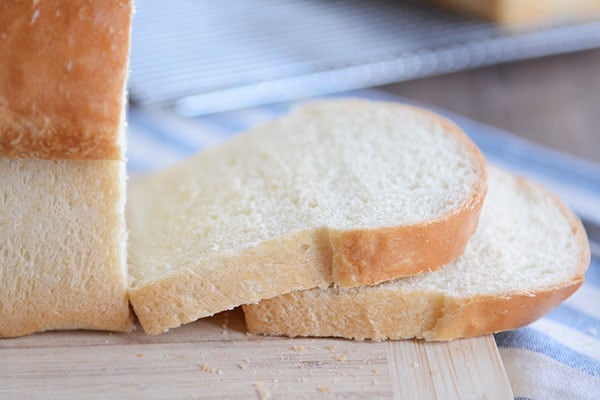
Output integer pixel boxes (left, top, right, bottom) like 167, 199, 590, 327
127, 99, 487, 334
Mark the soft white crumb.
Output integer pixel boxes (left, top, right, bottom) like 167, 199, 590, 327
199, 363, 217, 373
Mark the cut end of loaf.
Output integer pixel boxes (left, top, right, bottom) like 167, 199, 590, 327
0, 159, 133, 337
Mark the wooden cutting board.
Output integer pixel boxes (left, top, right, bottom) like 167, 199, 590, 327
0, 309, 513, 399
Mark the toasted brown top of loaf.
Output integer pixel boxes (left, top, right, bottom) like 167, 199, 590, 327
0, 0, 132, 160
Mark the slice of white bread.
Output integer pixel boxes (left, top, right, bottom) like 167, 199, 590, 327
127, 99, 487, 334
243, 167, 590, 341
0, 1, 133, 337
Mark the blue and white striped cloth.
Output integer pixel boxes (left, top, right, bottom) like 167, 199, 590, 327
126, 90, 600, 399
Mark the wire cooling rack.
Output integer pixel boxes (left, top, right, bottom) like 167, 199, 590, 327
129, 0, 600, 116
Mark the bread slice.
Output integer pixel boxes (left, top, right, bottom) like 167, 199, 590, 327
0, 1, 133, 337
243, 168, 590, 341
0, 0, 132, 160
127, 99, 487, 334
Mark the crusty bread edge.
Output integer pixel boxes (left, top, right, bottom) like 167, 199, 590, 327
0, 293, 134, 338
425, 175, 590, 340
0, 0, 133, 160
330, 103, 488, 287
243, 175, 591, 341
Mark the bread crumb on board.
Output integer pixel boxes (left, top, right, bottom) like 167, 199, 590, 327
255, 382, 271, 400
325, 346, 336, 352
292, 345, 305, 352
136, 352, 144, 358
318, 386, 331, 393
199, 363, 222, 374
332, 354, 347, 363
238, 363, 247, 370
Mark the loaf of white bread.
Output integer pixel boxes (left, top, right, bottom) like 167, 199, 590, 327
1, 0, 588, 340
433, 0, 600, 25
243, 167, 590, 341
127, 99, 487, 334
0, 0, 133, 337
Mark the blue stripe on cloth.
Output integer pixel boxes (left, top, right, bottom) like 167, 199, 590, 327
495, 328, 600, 377
261, 101, 292, 115
127, 108, 196, 154
586, 257, 600, 287
126, 157, 150, 172
199, 113, 246, 134
545, 304, 600, 336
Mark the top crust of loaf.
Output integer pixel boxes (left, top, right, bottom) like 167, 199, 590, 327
0, 0, 132, 160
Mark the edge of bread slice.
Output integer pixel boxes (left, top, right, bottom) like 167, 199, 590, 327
243, 167, 590, 341
127, 99, 486, 334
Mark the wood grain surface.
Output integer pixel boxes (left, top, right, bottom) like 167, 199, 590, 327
384, 49, 600, 164
0, 309, 513, 399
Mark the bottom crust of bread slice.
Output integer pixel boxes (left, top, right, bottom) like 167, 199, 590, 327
243, 167, 590, 341
0, 159, 133, 337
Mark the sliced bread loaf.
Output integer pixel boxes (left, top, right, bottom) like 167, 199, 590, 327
127, 99, 487, 334
0, 1, 133, 337
243, 167, 590, 341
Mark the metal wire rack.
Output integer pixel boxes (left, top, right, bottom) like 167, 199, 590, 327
129, 0, 600, 116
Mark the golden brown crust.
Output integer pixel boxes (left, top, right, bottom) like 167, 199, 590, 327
0, 0, 132, 160
330, 105, 488, 287
243, 175, 591, 341
427, 282, 583, 340
243, 281, 583, 341
330, 189, 484, 287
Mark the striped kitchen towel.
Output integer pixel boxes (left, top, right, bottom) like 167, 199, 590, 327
126, 89, 600, 399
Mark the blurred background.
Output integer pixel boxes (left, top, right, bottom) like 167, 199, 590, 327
128, 0, 600, 163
